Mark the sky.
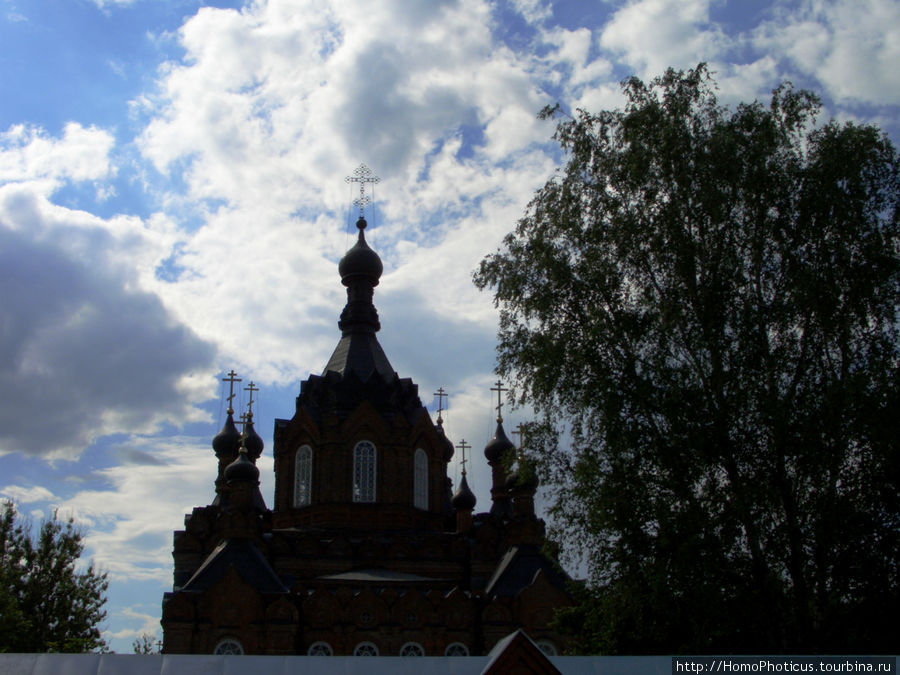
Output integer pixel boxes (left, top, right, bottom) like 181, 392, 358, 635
1, 0, 898, 654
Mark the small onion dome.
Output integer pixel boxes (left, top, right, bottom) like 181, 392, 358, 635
507, 461, 539, 491
518, 463, 539, 491
241, 415, 264, 461
451, 474, 477, 511
212, 412, 242, 457
224, 448, 259, 483
484, 421, 515, 463
338, 217, 383, 286
436, 422, 455, 462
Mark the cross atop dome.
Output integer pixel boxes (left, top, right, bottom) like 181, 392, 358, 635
345, 163, 380, 218
490, 380, 508, 423
222, 370, 241, 415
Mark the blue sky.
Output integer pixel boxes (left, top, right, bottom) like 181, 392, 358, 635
1, 0, 898, 654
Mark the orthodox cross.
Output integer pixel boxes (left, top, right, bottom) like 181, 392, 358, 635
513, 424, 527, 461
244, 381, 259, 417
345, 164, 380, 217
456, 439, 471, 476
490, 380, 508, 423
433, 386, 448, 424
222, 370, 241, 415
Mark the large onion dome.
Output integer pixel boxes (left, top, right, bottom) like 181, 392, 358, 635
338, 217, 383, 285
212, 412, 242, 457
484, 421, 515, 463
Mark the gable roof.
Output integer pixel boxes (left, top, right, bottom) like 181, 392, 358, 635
484, 545, 570, 598
181, 538, 287, 594
482, 629, 562, 675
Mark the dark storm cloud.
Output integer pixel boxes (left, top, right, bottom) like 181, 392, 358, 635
0, 220, 215, 458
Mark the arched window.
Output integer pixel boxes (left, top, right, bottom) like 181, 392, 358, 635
294, 445, 312, 507
399, 641, 424, 656
353, 441, 376, 503
413, 448, 428, 510
353, 641, 379, 656
307, 641, 333, 655
445, 642, 469, 656
536, 640, 558, 656
213, 638, 243, 655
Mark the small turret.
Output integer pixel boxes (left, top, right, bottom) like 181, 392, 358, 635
213, 370, 243, 502
452, 439, 476, 533
240, 381, 263, 462
485, 380, 514, 517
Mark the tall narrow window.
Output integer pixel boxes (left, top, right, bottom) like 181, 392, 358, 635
353, 441, 376, 502
294, 445, 312, 507
413, 448, 428, 510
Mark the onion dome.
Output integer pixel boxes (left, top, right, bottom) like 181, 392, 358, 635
241, 413, 264, 461
224, 447, 259, 483
451, 474, 477, 511
338, 217, 383, 286
507, 459, 539, 491
518, 462, 539, 491
484, 421, 515, 463
212, 412, 242, 457
436, 419, 455, 462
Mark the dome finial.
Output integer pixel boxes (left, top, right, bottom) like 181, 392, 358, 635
434, 386, 448, 426
345, 163, 380, 219
490, 380, 508, 423
222, 369, 242, 416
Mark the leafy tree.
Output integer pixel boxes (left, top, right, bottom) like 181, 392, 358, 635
475, 65, 899, 654
0, 501, 109, 653
132, 632, 161, 654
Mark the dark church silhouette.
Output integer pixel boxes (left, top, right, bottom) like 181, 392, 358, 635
161, 185, 572, 656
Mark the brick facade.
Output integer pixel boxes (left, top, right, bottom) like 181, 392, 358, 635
161, 216, 572, 657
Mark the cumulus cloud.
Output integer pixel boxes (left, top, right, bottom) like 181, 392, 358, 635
131, 0, 567, 390
0, 125, 216, 459
0, 484, 56, 503
599, 0, 730, 78
58, 435, 273, 582
754, 0, 900, 106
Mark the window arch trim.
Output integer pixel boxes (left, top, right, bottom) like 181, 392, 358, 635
353, 440, 376, 503
294, 445, 312, 507
413, 448, 428, 510
213, 638, 243, 655
307, 641, 333, 655
353, 641, 379, 656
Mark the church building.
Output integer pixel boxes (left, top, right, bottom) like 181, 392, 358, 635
160, 183, 572, 657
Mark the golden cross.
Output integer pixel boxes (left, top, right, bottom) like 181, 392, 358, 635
490, 380, 508, 422
433, 387, 448, 423
222, 370, 241, 414
456, 439, 470, 476
244, 381, 259, 416
512, 424, 527, 461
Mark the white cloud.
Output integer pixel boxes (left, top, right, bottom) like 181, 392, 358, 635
56, 435, 250, 582
0, 125, 216, 459
0, 484, 56, 503
0, 123, 114, 185
754, 0, 900, 106
599, 0, 730, 77
131, 0, 570, 391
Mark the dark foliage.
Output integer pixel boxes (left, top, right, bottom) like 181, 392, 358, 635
0, 501, 108, 653
475, 65, 900, 654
